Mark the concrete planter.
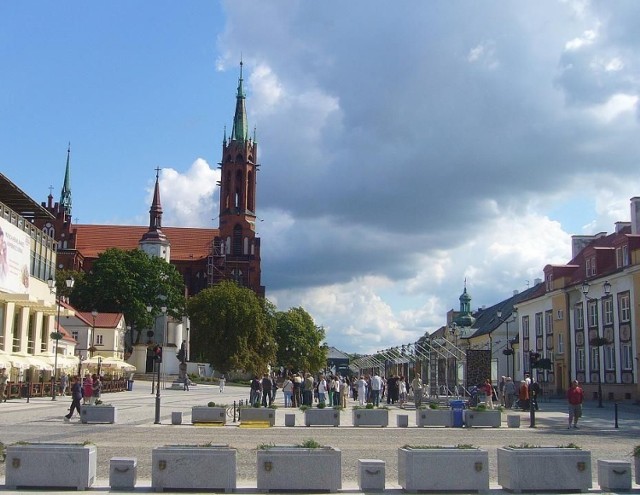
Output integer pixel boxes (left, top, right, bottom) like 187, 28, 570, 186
304, 407, 340, 426
152, 445, 236, 492
352, 408, 388, 427
506, 414, 520, 428
81, 405, 117, 424
497, 447, 591, 493
398, 447, 489, 492
191, 406, 227, 424
416, 408, 453, 427
635, 455, 640, 485
464, 409, 501, 427
239, 407, 276, 426
5, 443, 97, 490
257, 446, 341, 492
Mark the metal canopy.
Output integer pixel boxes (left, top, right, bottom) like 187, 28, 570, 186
0, 173, 54, 221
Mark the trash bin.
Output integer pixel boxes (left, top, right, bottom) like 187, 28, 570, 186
127, 380, 134, 391
450, 399, 465, 427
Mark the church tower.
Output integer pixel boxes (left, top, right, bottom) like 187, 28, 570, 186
210, 61, 264, 296
139, 168, 171, 261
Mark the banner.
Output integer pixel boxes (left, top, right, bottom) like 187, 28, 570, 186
0, 217, 31, 294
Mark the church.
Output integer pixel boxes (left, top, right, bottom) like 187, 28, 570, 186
34, 63, 265, 373
36, 62, 264, 299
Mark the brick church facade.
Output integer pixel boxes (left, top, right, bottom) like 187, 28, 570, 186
34, 63, 265, 299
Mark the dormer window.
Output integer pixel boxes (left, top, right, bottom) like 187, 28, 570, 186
585, 256, 596, 277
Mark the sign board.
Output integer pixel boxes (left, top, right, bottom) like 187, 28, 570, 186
0, 217, 31, 294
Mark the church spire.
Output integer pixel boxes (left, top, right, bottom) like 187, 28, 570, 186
139, 168, 170, 261
60, 143, 72, 217
230, 60, 248, 142
454, 279, 476, 328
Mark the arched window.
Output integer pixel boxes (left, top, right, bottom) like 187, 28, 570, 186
247, 171, 254, 211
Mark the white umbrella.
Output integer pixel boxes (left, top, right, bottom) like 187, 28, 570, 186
9, 353, 53, 371
101, 357, 136, 371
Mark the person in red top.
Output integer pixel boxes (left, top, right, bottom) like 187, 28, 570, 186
567, 379, 584, 429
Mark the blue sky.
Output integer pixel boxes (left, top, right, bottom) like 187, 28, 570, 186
2, 1, 640, 354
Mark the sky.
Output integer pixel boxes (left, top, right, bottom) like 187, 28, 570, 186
2, 1, 640, 355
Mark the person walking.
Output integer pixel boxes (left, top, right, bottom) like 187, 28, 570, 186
82, 374, 93, 405
0, 367, 8, 402
370, 373, 382, 406
261, 374, 273, 407
411, 375, 423, 409
504, 377, 516, 408
64, 376, 83, 421
60, 372, 69, 397
219, 374, 225, 393
340, 377, 349, 408
282, 375, 293, 407
482, 379, 494, 409
91, 374, 102, 403
357, 376, 367, 406
183, 374, 190, 391
398, 375, 407, 408
567, 379, 584, 429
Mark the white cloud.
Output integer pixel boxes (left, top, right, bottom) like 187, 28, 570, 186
588, 93, 638, 123
565, 28, 598, 51
151, 159, 219, 228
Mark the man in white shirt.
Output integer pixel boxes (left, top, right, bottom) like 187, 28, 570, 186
370, 373, 382, 406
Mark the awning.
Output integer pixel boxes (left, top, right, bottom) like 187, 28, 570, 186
9, 353, 54, 371
81, 356, 136, 371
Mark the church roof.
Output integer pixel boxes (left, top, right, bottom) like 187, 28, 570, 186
72, 224, 217, 261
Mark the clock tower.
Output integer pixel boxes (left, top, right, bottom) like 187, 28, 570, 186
210, 61, 264, 296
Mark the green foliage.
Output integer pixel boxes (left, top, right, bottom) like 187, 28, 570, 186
273, 307, 327, 373
365, 403, 374, 409
298, 439, 322, 449
187, 281, 275, 375
299, 405, 309, 411
317, 402, 326, 409
69, 248, 186, 346
633, 446, 640, 457
257, 443, 276, 450
0, 441, 5, 463
428, 402, 439, 409
471, 404, 487, 411
403, 444, 476, 450
207, 401, 216, 407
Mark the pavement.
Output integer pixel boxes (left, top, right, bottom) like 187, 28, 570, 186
0, 380, 639, 493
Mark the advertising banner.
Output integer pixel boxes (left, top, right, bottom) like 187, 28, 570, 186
0, 217, 31, 294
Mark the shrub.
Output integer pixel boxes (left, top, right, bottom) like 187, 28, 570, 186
207, 401, 216, 407
317, 402, 326, 409
298, 439, 322, 449
365, 403, 374, 409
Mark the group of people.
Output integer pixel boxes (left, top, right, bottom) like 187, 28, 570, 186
249, 373, 280, 407
64, 373, 102, 421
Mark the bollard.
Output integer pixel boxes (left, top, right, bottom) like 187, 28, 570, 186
233, 401, 237, 422
614, 402, 619, 429
529, 399, 535, 428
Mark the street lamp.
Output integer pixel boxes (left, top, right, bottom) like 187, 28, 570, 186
47, 276, 75, 401
581, 280, 611, 408
90, 309, 98, 357
497, 310, 517, 377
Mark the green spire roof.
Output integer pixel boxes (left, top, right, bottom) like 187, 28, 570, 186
60, 143, 72, 216
230, 60, 248, 142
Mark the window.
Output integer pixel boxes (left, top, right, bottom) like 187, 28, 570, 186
577, 348, 585, 371
591, 347, 600, 370
96, 334, 103, 345
620, 294, 631, 322
604, 344, 615, 370
622, 343, 633, 370
535, 313, 543, 336
603, 298, 614, 326
616, 247, 623, 268
545, 274, 553, 291
585, 256, 596, 277
623, 245, 629, 266
545, 311, 553, 335
522, 316, 529, 338
557, 333, 564, 354
574, 303, 584, 330
72, 331, 79, 341
587, 300, 598, 327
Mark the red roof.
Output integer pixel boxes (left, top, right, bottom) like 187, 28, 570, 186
77, 311, 124, 329
72, 225, 217, 261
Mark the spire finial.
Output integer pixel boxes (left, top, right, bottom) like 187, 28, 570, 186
155, 166, 161, 180
60, 143, 72, 217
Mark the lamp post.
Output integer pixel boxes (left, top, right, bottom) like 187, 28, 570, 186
581, 280, 611, 408
47, 276, 75, 401
90, 309, 98, 358
497, 310, 517, 377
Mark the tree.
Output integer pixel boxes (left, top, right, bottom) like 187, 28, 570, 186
274, 307, 327, 373
187, 280, 276, 375
69, 248, 186, 347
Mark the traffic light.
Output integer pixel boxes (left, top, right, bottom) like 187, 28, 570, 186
154, 345, 163, 363
529, 352, 541, 369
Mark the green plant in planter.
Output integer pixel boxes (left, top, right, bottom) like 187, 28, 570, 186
631, 445, 640, 457
317, 402, 326, 409
428, 402, 439, 409
299, 405, 309, 411
207, 401, 216, 407
257, 442, 276, 450
332, 405, 344, 411
252, 402, 262, 408
298, 439, 322, 449
403, 444, 476, 450
0, 441, 5, 463
471, 404, 487, 412
365, 403, 374, 409
268, 404, 278, 409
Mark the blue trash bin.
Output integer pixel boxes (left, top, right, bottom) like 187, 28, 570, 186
450, 399, 465, 427
127, 380, 134, 391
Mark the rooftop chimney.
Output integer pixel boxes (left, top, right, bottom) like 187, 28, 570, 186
631, 197, 640, 235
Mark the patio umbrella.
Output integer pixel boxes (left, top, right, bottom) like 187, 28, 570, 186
100, 357, 136, 371
9, 353, 53, 371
